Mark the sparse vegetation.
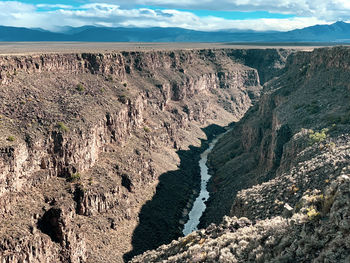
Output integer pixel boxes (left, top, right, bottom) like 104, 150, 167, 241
307, 206, 321, 220
294, 101, 321, 114
7, 136, 15, 142
324, 112, 350, 125
106, 75, 113, 81
123, 82, 128, 87
76, 83, 85, 92
118, 94, 128, 104
305, 101, 320, 114
57, 122, 69, 132
88, 177, 93, 185
67, 172, 81, 182
293, 103, 305, 110
143, 126, 150, 133
308, 128, 328, 145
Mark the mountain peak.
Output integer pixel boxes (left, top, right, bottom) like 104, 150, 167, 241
333, 21, 347, 25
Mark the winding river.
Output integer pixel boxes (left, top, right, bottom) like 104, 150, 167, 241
182, 135, 222, 236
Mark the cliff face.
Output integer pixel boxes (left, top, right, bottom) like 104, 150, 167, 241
0, 49, 289, 262
131, 47, 350, 262
200, 46, 350, 226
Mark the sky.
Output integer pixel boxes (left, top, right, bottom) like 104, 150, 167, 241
0, 0, 349, 32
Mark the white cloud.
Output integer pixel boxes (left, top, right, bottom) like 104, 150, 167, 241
36, 4, 74, 9
91, 0, 350, 20
0, 1, 345, 32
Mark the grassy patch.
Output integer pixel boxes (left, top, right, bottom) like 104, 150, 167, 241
57, 122, 69, 132
7, 136, 15, 142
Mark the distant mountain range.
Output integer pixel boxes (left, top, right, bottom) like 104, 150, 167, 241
1, 21, 350, 42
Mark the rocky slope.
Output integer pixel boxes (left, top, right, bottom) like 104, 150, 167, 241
200, 46, 350, 226
131, 47, 350, 262
0, 48, 290, 262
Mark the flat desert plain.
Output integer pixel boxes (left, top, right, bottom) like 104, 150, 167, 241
0, 42, 340, 55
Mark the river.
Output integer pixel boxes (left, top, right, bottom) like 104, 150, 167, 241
182, 134, 222, 236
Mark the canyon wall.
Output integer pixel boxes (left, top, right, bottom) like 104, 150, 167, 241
131, 47, 350, 262
0, 49, 289, 262
201, 46, 350, 226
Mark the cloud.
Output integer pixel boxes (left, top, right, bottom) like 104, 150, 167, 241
90, 0, 350, 20
36, 4, 74, 9
0, 1, 344, 32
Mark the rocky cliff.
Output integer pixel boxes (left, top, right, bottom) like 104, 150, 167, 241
200, 46, 350, 226
0, 48, 290, 262
131, 47, 350, 262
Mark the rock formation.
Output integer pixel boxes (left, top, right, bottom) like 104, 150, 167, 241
0, 49, 289, 262
131, 47, 350, 262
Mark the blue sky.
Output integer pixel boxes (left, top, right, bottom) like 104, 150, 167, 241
0, 0, 348, 31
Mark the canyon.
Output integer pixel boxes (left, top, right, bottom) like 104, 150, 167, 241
0, 47, 290, 262
133, 46, 350, 262
1, 46, 349, 263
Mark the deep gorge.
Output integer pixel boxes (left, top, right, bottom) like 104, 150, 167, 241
132, 46, 350, 263
0, 47, 300, 262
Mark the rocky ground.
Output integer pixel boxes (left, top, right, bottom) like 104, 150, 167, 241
0, 48, 291, 262
131, 47, 350, 262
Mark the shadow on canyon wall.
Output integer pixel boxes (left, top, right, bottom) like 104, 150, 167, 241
123, 124, 227, 262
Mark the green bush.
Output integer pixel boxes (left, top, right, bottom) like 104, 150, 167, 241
57, 122, 69, 132
76, 83, 85, 92
7, 136, 15, 142
123, 83, 127, 87
143, 126, 150, 133
309, 128, 328, 145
